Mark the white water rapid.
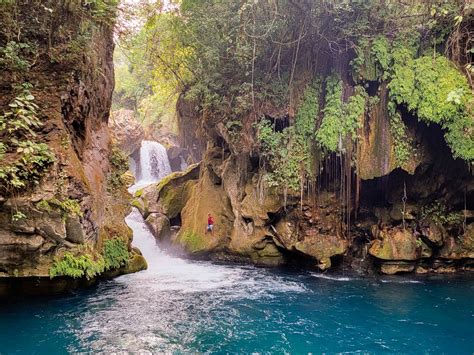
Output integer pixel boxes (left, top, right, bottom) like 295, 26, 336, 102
87, 142, 305, 351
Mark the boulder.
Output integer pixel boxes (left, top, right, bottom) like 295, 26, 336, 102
65, 216, 85, 244
294, 235, 349, 270
369, 227, 427, 261
138, 163, 200, 220
145, 213, 171, 241
178, 170, 234, 253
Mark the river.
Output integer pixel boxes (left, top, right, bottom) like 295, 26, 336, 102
0, 141, 472, 353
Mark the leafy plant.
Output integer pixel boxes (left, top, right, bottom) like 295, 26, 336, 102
103, 238, 129, 270
420, 201, 463, 225
389, 55, 473, 160
316, 74, 366, 152
49, 253, 105, 280
0, 85, 55, 193
49, 237, 130, 279
11, 211, 26, 222
0, 41, 31, 71
388, 101, 412, 166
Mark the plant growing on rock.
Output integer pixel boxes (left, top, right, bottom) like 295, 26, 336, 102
49, 237, 130, 279
0, 85, 55, 193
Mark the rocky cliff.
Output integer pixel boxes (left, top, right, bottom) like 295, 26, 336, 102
0, 1, 145, 295
135, 12, 474, 275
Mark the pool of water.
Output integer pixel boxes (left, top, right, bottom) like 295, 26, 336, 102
0, 209, 473, 354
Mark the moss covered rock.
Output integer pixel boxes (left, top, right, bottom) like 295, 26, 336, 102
369, 227, 426, 261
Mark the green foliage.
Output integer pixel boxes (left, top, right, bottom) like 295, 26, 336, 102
36, 198, 82, 221
82, 0, 119, 25
35, 200, 52, 213
0, 86, 55, 192
316, 74, 366, 152
257, 118, 310, 190
51, 198, 83, 218
49, 253, 105, 280
389, 55, 473, 160
225, 120, 243, 141
420, 201, 463, 225
352, 36, 391, 82
11, 211, 26, 222
0, 41, 32, 71
49, 237, 130, 279
295, 80, 321, 143
388, 102, 412, 166
103, 238, 130, 270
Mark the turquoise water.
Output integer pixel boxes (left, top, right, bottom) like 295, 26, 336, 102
1, 210, 473, 354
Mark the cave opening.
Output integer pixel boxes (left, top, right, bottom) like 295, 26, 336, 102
264, 114, 290, 132
169, 213, 182, 227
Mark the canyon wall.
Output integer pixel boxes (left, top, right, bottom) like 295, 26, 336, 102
0, 1, 145, 292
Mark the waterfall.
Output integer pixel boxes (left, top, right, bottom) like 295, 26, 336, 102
129, 140, 173, 193
137, 140, 172, 184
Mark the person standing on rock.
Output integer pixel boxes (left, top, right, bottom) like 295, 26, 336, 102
206, 213, 214, 235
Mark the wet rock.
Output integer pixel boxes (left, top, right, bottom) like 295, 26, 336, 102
178, 170, 234, 253
137, 163, 200, 220
167, 146, 190, 172
121, 171, 136, 187
145, 213, 171, 241
380, 262, 415, 275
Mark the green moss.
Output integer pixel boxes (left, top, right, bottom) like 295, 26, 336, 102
134, 189, 144, 198
107, 145, 129, 191
36, 200, 52, 213
180, 229, 206, 252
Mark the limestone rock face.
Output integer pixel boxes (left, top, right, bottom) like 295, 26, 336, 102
178, 170, 234, 253
0, 3, 141, 282
357, 83, 424, 179
109, 109, 145, 155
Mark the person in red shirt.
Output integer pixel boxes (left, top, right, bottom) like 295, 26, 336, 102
206, 213, 214, 235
